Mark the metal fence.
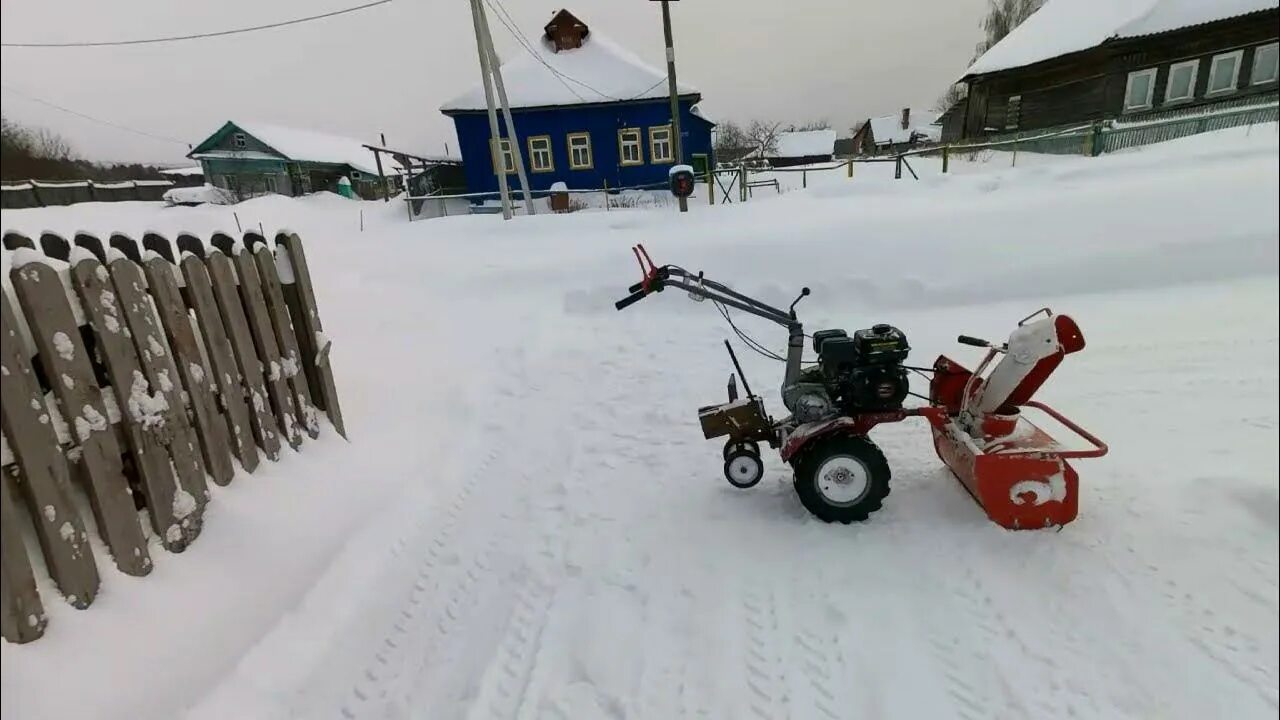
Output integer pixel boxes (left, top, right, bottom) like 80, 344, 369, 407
1, 230, 344, 644
0, 179, 175, 209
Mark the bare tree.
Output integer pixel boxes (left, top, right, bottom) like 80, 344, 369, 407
788, 120, 832, 132
934, 84, 968, 112
34, 128, 74, 161
745, 120, 782, 157
973, 0, 1044, 59
714, 120, 749, 157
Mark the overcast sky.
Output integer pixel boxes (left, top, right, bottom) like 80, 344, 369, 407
0, 0, 988, 166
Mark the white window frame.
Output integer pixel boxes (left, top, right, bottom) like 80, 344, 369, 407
1206, 50, 1244, 96
1123, 68, 1158, 112
567, 132, 593, 170
618, 129, 643, 166
1251, 42, 1279, 85
649, 125, 673, 164
1163, 59, 1200, 103
264, 175, 278, 194
527, 135, 554, 173
233, 132, 247, 148
1004, 95, 1022, 130
491, 138, 516, 175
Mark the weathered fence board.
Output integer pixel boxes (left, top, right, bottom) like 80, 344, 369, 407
144, 257, 235, 486
277, 233, 345, 438
70, 257, 192, 552
254, 245, 319, 440
1, 294, 100, 606
109, 260, 208, 541
181, 254, 258, 473
206, 251, 281, 460
235, 245, 302, 450
1, 472, 46, 644
10, 261, 151, 577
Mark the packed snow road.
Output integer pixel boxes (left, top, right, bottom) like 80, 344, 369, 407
2, 127, 1277, 720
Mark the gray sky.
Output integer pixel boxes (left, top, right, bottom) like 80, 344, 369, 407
0, 0, 987, 166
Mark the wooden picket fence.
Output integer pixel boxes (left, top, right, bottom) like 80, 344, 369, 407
0, 229, 344, 644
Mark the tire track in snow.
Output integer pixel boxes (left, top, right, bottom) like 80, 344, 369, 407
741, 585, 791, 720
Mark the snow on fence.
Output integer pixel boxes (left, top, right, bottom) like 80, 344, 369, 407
0, 230, 345, 644
0, 180, 176, 210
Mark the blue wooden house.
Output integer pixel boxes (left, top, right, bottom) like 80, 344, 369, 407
439, 9, 714, 201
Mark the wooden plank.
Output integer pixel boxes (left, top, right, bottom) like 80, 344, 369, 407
108, 260, 208, 542
69, 257, 194, 552
276, 233, 345, 438
206, 252, 281, 461
144, 256, 235, 486
1, 294, 100, 607
181, 255, 258, 473
9, 261, 151, 576
254, 244, 319, 439
234, 247, 302, 450
1, 471, 46, 644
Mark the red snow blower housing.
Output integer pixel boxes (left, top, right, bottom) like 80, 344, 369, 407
615, 245, 1107, 529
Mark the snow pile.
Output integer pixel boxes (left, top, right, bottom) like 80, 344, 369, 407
163, 185, 234, 207
0, 125, 1276, 720
967, 0, 1278, 76
439, 24, 697, 111
773, 130, 837, 158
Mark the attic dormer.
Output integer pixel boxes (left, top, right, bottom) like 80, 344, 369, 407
544, 9, 588, 52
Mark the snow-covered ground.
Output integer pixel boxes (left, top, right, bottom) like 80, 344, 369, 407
2, 126, 1277, 720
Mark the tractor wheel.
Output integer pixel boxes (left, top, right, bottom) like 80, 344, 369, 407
723, 439, 761, 459
792, 435, 891, 523
724, 450, 764, 489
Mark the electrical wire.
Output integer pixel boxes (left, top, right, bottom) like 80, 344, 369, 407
1, 0, 393, 48
0, 84, 189, 145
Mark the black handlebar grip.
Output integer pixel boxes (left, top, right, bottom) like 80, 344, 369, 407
615, 291, 646, 311
957, 335, 989, 347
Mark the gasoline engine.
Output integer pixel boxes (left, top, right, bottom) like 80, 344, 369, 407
787, 324, 911, 423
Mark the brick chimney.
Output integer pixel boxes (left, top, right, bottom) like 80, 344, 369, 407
901, 108, 911, 130
544, 9, 589, 52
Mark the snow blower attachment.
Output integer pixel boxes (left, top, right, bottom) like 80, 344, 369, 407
615, 244, 1108, 529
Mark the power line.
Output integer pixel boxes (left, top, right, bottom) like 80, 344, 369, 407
0, 84, 189, 146
1, 0, 393, 48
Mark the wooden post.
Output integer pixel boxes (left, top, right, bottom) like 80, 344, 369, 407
942, 146, 950, 174
707, 167, 713, 205
739, 167, 746, 203
234, 245, 302, 450
894, 156, 903, 180
603, 179, 610, 212
802, 169, 807, 189
1011, 143, 1018, 167
275, 234, 345, 439
1, 294, 100, 606
373, 150, 387, 203
847, 160, 853, 178
253, 244, 319, 440
1, 472, 46, 643
10, 262, 151, 576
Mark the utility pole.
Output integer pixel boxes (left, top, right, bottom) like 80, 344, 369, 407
468, 0, 512, 219
476, 0, 535, 215
658, 0, 686, 212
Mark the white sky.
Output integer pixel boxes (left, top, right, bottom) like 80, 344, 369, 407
0, 0, 987, 166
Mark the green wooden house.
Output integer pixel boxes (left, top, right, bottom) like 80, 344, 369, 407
187, 121, 404, 200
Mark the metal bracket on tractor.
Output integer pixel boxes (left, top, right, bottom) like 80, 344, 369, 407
615, 246, 1108, 529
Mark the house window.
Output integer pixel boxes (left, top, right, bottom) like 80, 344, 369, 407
1004, 95, 1022, 130
1123, 68, 1157, 112
1164, 59, 1199, 103
491, 138, 515, 174
567, 132, 593, 170
351, 170, 362, 180
1207, 50, 1243, 95
233, 133, 247, 148
1252, 42, 1279, 85
618, 129, 643, 166
527, 135, 554, 172
264, 175, 278, 194
649, 125, 673, 164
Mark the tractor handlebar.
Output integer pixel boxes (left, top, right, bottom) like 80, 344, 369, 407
957, 335, 989, 348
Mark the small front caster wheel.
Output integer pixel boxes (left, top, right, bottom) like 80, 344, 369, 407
723, 439, 761, 459
724, 450, 764, 489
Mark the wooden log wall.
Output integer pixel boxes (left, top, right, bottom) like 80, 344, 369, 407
0, 231, 344, 643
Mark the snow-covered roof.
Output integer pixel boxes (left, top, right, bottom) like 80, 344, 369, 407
772, 130, 836, 158
440, 27, 697, 111
160, 166, 204, 176
867, 109, 940, 145
196, 121, 403, 176
966, 0, 1278, 76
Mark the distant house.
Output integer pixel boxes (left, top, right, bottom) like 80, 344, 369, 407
439, 9, 714, 201
187, 121, 410, 200
850, 108, 941, 155
957, 0, 1279, 139
764, 130, 837, 167
936, 100, 969, 143
832, 137, 859, 158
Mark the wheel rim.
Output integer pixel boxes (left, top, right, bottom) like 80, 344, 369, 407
814, 454, 870, 506
727, 455, 761, 486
